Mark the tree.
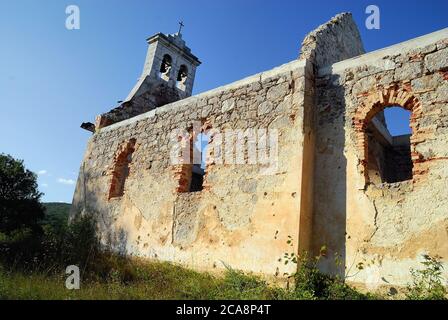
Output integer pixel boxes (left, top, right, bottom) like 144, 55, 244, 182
0, 154, 45, 235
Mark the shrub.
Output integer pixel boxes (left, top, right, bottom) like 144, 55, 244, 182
0, 212, 102, 277
292, 251, 369, 300
276, 241, 371, 300
214, 267, 274, 299
406, 254, 447, 300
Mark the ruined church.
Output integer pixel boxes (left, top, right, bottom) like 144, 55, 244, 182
71, 13, 448, 289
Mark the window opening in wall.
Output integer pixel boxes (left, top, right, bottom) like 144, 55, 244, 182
189, 132, 209, 192
366, 106, 412, 184
176, 65, 188, 91
159, 54, 172, 79
108, 139, 136, 199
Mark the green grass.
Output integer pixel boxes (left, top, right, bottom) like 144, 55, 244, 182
0, 204, 374, 300
0, 260, 288, 300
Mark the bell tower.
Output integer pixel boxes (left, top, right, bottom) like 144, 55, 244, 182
126, 28, 201, 105
93, 25, 201, 130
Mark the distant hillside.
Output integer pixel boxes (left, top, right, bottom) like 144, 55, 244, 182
43, 202, 71, 227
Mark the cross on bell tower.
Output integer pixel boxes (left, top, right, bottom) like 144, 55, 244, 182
178, 21, 184, 35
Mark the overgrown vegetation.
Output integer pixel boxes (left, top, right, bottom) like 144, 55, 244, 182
278, 241, 373, 300
0, 210, 373, 300
0, 209, 375, 300
292, 251, 370, 300
0, 153, 447, 300
0, 213, 369, 300
406, 255, 447, 300
1, 208, 447, 301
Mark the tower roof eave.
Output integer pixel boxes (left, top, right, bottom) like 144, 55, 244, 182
146, 32, 201, 66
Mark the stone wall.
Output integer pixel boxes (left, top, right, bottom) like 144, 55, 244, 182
71, 59, 315, 277
299, 12, 365, 68
71, 12, 448, 289
313, 28, 448, 288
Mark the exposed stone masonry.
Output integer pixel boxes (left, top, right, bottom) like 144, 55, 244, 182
71, 13, 448, 289
313, 26, 448, 287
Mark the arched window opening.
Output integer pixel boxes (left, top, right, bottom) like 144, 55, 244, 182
176, 65, 188, 90
159, 54, 172, 79
366, 106, 412, 184
109, 139, 136, 199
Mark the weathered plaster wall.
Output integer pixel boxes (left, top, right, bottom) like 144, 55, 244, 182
71, 59, 314, 277
314, 28, 448, 288
71, 11, 448, 288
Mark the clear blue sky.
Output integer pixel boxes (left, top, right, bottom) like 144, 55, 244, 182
0, 0, 446, 202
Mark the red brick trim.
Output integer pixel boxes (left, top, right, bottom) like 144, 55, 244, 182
172, 128, 195, 193
108, 138, 136, 199
353, 84, 423, 184
173, 163, 193, 193
172, 123, 212, 193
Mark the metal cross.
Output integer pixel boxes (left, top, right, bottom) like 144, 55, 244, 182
178, 21, 184, 34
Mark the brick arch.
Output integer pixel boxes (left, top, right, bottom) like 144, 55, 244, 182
172, 122, 214, 193
352, 85, 423, 183
108, 138, 137, 199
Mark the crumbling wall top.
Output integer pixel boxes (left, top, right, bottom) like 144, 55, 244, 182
299, 12, 365, 68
